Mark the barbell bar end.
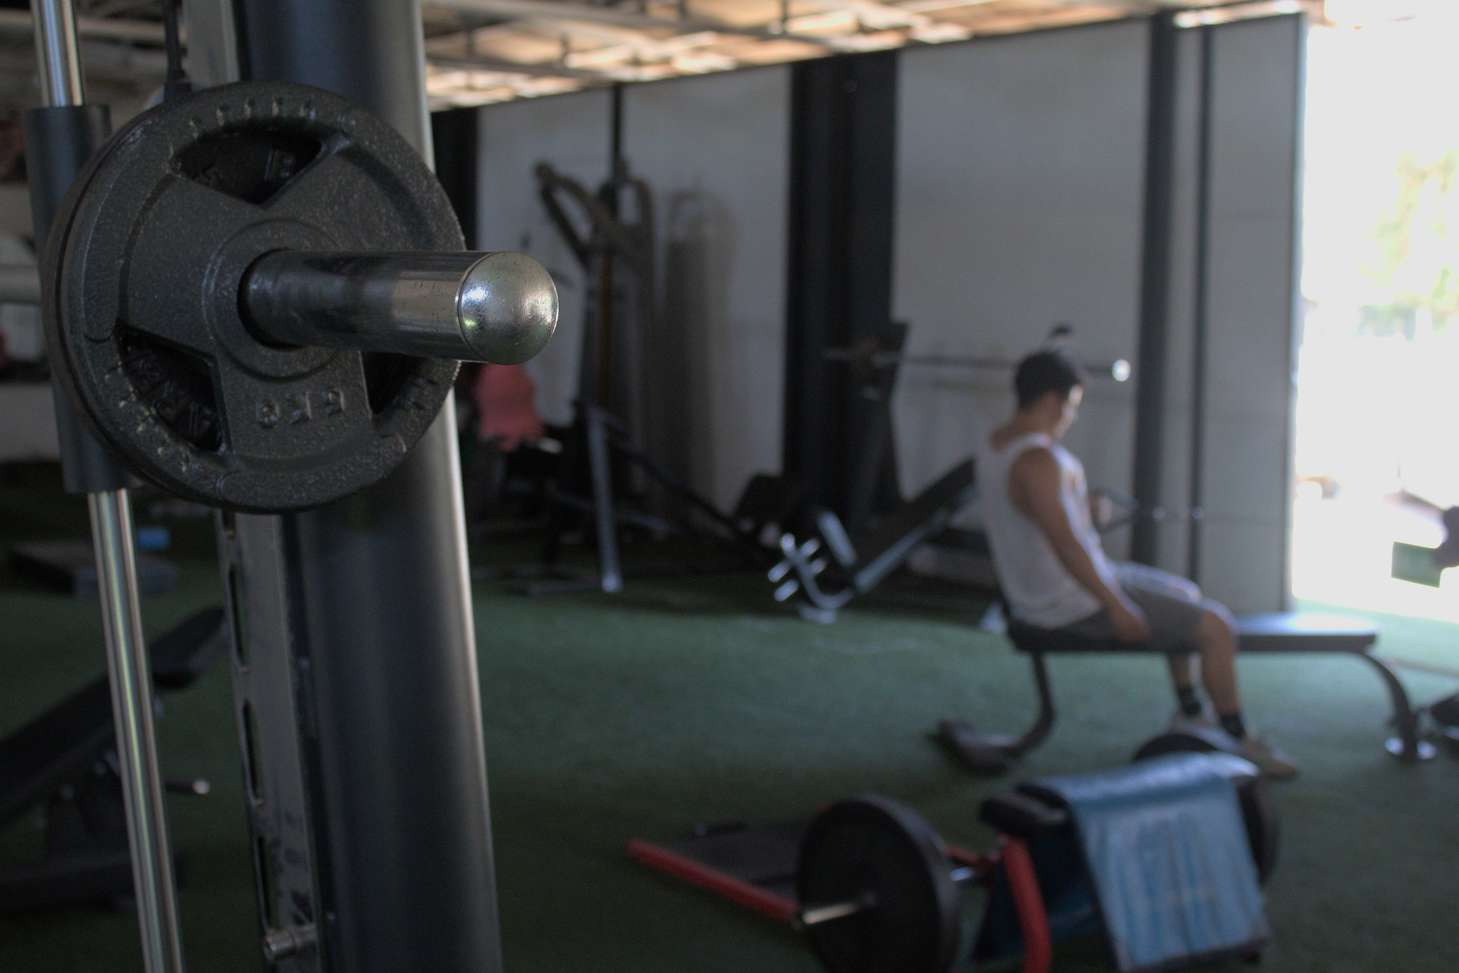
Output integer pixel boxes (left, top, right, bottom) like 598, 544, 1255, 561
242, 249, 560, 365
458, 251, 560, 365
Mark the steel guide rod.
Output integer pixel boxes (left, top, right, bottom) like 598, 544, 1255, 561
31, 0, 82, 105
30, 1, 185, 971
86, 490, 186, 973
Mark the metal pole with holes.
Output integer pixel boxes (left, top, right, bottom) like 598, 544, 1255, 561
215, 2, 507, 969
28, 2, 186, 971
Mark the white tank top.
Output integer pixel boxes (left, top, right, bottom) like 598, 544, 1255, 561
977, 431, 1110, 628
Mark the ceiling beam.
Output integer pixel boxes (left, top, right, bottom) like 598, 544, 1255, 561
0, 9, 166, 44
795, 0, 944, 28
430, 0, 860, 50
790, 0, 974, 40
0, 41, 166, 84
428, 53, 616, 82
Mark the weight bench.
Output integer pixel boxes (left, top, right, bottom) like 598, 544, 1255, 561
768, 459, 977, 622
0, 606, 226, 912
937, 607, 1431, 773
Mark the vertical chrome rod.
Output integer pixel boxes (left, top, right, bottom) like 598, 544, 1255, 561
31, 0, 83, 107
88, 491, 186, 973
32, 1, 185, 970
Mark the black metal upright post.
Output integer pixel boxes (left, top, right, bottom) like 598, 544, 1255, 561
1187, 27, 1215, 582
1130, 13, 1179, 566
431, 109, 482, 248
216, 3, 503, 971
783, 52, 899, 527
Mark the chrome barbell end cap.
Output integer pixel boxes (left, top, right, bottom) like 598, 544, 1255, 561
458, 251, 560, 365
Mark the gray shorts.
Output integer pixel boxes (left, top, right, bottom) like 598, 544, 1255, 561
1063, 562, 1217, 652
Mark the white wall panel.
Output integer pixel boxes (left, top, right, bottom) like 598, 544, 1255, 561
894, 22, 1150, 557
623, 68, 791, 508
476, 90, 611, 425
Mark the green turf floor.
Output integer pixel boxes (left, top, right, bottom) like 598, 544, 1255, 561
2, 482, 1457, 971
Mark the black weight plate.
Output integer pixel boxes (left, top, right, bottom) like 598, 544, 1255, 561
44, 81, 461, 512
1131, 725, 1234, 762
1131, 734, 1280, 885
1238, 778, 1280, 886
798, 796, 962, 973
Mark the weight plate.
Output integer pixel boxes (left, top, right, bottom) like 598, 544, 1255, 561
1131, 735, 1280, 885
1238, 778, 1280, 886
798, 796, 962, 973
44, 81, 462, 511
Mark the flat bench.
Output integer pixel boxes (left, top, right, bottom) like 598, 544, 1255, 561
938, 609, 1431, 773
0, 607, 225, 912
0, 606, 225, 828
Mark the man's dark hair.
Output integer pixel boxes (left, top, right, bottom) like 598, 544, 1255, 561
1014, 349, 1085, 410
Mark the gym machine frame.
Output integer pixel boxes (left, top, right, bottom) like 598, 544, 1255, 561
203, 5, 514, 971
25, 2, 184, 969
525, 161, 782, 595
30, 0, 559, 969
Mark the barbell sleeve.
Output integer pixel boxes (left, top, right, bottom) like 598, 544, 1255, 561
798, 899, 870, 927
242, 250, 559, 365
797, 865, 978, 928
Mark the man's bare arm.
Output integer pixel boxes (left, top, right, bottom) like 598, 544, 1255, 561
1009, 449, 1149, 640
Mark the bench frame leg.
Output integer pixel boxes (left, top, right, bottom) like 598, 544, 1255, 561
935, 654, 1058, 774
1355, 654, 1438, 763
1016, 654, 1058, 757
949, 638, 1438, 767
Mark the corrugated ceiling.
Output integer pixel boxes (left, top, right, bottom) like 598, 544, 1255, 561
0, 0, 1395, 112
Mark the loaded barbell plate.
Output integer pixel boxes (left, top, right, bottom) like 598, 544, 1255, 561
797, 796, 962, 973
1130, 735, 1280, 885
44, 81, 462, 512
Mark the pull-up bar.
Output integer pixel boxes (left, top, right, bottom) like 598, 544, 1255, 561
823, 323, 1133, 383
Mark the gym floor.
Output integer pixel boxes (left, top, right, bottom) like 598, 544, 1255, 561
2, 472, 1457, 973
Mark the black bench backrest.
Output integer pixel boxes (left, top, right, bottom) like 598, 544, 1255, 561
0, 607, 224, 828
848, 459, 977, 592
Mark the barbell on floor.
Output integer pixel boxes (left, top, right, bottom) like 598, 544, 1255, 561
790, 736, 1278, 973
794, 795, 979, 973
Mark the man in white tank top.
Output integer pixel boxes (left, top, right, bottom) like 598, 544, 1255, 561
977, 350, 1296, 778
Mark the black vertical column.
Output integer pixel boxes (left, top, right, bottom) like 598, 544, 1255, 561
431, 109, 481, 248
1130, 13, 1179, 566
783, 52, 898, 522
1187, 27, 1215, 582
229, 3, 502, 972
25, 105, 126, 495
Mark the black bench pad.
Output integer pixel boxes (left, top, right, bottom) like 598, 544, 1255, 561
849, 459, 977, 591
0, 607, 225, 827
1237, 611, 1377, 654
1007, 610, 1378, 657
